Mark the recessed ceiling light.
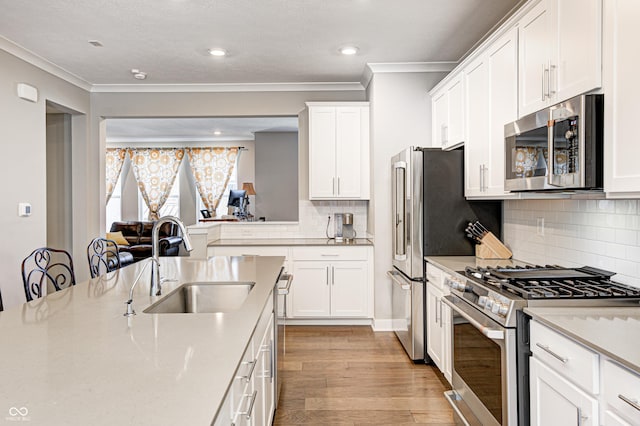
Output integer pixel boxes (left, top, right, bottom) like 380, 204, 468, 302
208, 48, 227, 57
130, 69, 147, 80
340, 46, 359, 55
88, 40, 103, 47
213, 130, 222, 136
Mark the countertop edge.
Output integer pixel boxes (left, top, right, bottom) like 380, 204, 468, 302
524, 307, 640, 374
209, 238, 374, 247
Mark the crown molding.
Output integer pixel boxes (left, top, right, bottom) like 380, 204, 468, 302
0, 36, 92, 92
91, 81, 365, 93
361, 62, 458, 88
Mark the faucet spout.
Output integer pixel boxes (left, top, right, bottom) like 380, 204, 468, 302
150, 215, 194, 296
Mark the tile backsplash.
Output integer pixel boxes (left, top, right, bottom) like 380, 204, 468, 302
219, 200, 369, 239
504, 199, 640, 288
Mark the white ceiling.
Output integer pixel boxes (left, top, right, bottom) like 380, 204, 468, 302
0, 0, 521, 86
106, 116, 298, 143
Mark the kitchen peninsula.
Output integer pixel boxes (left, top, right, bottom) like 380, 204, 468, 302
0, 255, 284, 425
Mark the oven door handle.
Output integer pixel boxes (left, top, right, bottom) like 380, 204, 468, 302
442, 296, 504, 340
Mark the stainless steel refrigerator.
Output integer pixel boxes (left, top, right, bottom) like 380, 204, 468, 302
389, 146, 502, 361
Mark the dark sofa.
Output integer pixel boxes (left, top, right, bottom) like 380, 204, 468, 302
109, 221, 184, 262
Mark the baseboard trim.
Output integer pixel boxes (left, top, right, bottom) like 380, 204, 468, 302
284, 318, 373, 326
371, 319, 394, 332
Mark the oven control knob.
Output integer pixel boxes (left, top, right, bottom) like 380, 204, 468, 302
491, 302, 509, 317
565, 129, 576, 140
485, 298, 494, 310
478, 295, 488, 307
491, 302, 502, 315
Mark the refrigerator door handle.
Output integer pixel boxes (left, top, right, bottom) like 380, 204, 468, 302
393, 161, 408, 261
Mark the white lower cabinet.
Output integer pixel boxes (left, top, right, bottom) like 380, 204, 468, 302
291, 260, 368, 318
425, 264, 452, 383
215, 295, 275, 426
529, 319, 640, 426
530, 357, 598, 426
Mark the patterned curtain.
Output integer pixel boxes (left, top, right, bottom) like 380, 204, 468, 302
128, 148, 185, 220
187, 147, 239, 215
105, 148, 127, 203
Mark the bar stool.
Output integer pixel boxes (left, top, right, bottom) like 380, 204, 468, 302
87, 237, 133, 278
21, 248, 76, 302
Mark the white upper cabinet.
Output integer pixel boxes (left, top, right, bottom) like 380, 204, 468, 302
307, 102, 370, 200
518, 0, 602, 117
464, 27, 519, 198
603, 0, 640, 197
431, 74, 465, 150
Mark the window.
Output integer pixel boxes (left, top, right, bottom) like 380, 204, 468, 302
106, 172, 122, 232
196, 162, 238, 219
139, 172, 180, 221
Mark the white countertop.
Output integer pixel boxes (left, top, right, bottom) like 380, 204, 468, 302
525, 306, 640, 374
0, 255, 284, 425
425, 255, 531, 276
209, 238, 373, 247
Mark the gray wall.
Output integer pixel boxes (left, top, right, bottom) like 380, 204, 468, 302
367, 71, 447, 322
0, 49, 90, 309
46, 112, 73, 252
254, 132, 299, 221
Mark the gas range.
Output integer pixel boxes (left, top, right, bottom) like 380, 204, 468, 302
445, 264, 640, 327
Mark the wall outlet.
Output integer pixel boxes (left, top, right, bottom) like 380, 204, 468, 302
536, 217, 545, 236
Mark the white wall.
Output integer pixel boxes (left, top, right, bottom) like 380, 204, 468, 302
0, 50, 90, 310
504, 199, 640, 288
367, 71, 447, 322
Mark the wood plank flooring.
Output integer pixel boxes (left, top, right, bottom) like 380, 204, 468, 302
274, 325, 455, 425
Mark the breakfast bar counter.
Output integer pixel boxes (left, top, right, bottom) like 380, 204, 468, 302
0, 255, 284, 425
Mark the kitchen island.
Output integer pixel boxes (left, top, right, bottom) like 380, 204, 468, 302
0, 255, 284, 425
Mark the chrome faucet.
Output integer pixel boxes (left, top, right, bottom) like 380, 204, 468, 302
149, 215, 194, 296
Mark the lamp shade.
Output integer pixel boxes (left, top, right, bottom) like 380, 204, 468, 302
242, 182, 256, 195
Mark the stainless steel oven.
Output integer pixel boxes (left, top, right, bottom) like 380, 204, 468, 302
504, 94, 603, 192
443, 294, 518, 426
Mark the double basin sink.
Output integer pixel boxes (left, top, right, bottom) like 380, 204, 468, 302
144, 282, 255, 314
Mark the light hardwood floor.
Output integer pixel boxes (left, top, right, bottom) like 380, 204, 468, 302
274, 325, 455, 425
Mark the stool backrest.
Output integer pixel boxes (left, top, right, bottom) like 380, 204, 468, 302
87, 238, 121, 278
22, 248, 76, 302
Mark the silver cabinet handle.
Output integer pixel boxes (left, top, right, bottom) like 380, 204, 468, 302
548, 61, 556, 97
337, 177, 340, 195
535, 342, 568, 364
326, 266, 329, 285
542, 63, 547, 101
618, 394, 640, 412
320, 253, 339, 257
239, 390, 258, 419
439, 299, 443, 328
479, 164, 483, 192
331, 266, 335, 285
332, 177, 336, 195
236, 360, 256, 382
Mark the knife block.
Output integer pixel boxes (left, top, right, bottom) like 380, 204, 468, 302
475, 232, 513, 259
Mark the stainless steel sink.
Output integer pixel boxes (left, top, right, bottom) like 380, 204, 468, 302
143, 282, 255, 314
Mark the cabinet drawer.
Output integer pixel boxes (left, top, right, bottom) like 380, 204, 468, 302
291, 246, 368, 261
530, 321, 599, 394
426, 264, 444, 289
209, 245, 289, 258
603, 361, 640, 424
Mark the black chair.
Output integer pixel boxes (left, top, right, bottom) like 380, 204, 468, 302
21, 248, 76, 302
87, 237, 133, 278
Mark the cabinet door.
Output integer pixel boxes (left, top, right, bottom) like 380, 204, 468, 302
486, 27, 518, 197
330, 261, 368, 317
426, 284, 444, 371
446, 75, 465, 149
432, 90, 448, 148
309, 107, 337, 198
519, 0, 551, 116
464, 56, 489, 197
552, 0, 602, 103
530, 357, 598, 426
603, 0, 640, 195
290, 262, 330, 317
335, 107, 362, 198
604, 411, 633, 426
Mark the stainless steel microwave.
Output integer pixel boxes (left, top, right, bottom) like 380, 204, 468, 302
504, 94, 603, 192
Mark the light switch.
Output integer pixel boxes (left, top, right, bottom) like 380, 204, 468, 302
18, 203, 31, 217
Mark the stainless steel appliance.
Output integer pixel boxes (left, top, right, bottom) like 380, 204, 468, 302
389, 147, 502, 361
504, 94, 603, 192
334, 212, 356, 241
274, 271, 293, 408
443, 265, 640, 426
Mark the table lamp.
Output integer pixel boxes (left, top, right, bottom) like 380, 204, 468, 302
241, 182, 256, 218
